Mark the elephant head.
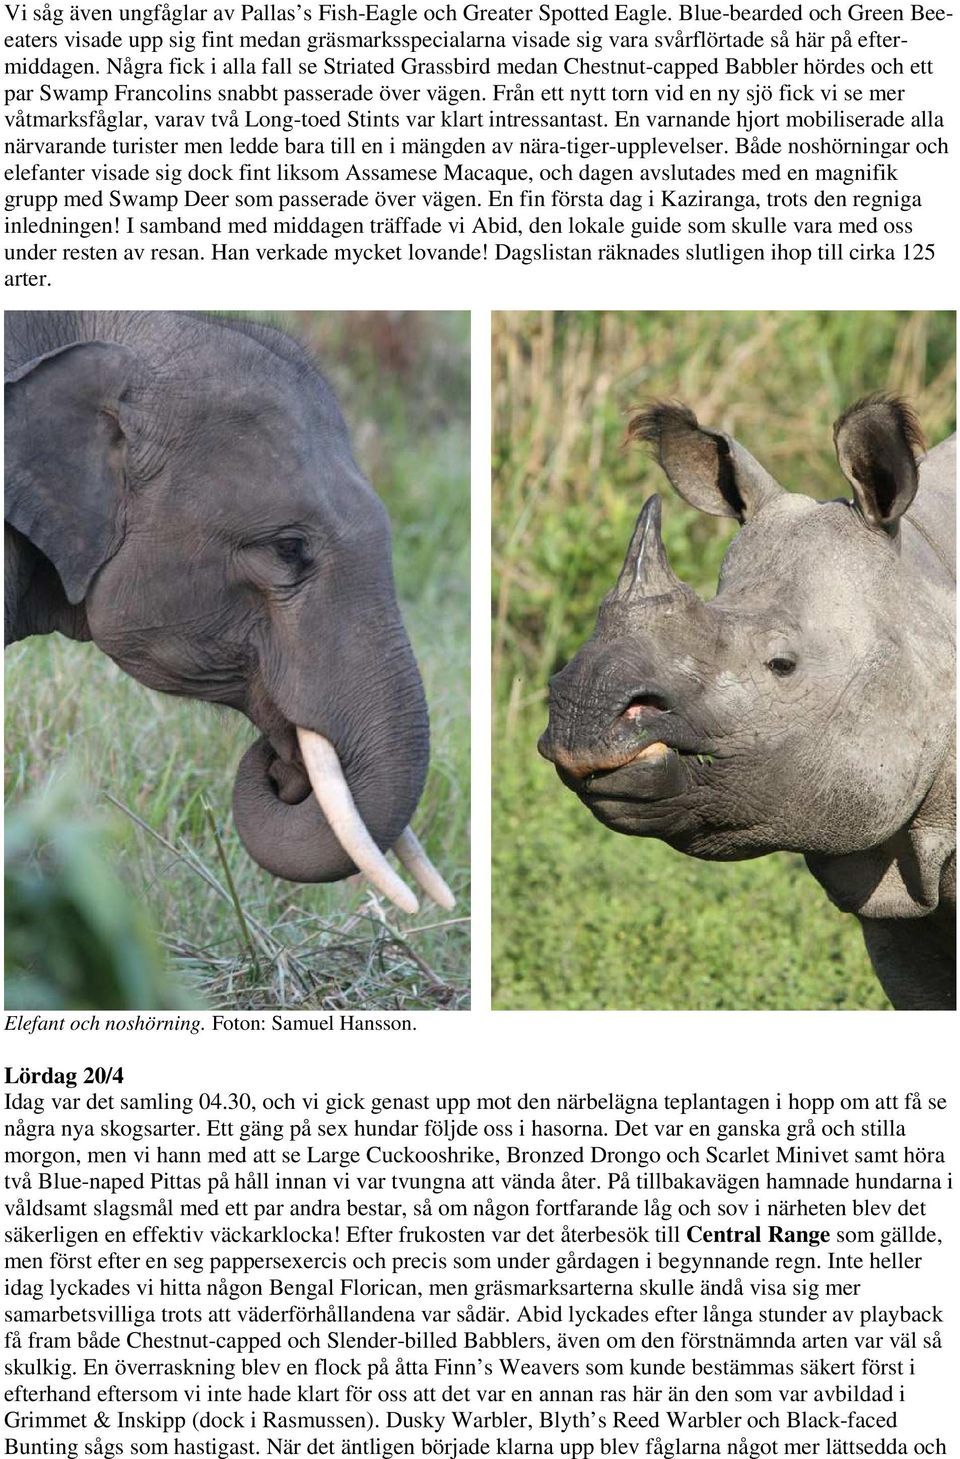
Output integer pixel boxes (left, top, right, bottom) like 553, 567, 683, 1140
4, 312, 453, 912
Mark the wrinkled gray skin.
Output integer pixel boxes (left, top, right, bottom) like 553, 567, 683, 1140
5, 311, 429, 885
540, 399, 956, 1011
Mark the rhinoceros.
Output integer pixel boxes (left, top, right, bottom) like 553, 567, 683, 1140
538, 397, 956, 1010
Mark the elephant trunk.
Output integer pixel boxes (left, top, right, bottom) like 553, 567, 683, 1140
230, 617, 451, 909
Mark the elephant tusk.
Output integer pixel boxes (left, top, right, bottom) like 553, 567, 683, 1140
393, 826, 456, 911
296, 728, 419, 915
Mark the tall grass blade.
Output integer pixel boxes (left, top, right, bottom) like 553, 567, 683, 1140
202, 798, 263, 980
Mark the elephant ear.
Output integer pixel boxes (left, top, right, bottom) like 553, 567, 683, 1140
5, 340, 135, 604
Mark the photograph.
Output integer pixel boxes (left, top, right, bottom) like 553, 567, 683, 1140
493, 310, 955, 1011
5, 311, 470, 1013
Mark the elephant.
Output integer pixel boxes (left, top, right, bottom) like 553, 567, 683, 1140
539, 398, 955, 1010
5, 311, 453, 914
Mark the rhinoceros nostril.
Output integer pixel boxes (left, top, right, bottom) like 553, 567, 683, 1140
622, 693, 671, 720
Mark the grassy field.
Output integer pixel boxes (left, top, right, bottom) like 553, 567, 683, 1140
492, 311, 955, 1010
6, 312, 470, 1012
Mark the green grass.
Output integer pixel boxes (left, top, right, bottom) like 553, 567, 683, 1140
6, 311, 470, 1012
494, 712, 885, 1010
492, 310, 956, 1010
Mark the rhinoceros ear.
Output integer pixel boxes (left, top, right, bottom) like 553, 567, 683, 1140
833, 394, 923, 533
627, 402, 783, 523
5, 340, 137, 604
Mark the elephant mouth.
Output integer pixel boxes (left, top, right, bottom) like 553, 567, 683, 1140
264, 747, 312, 804
231, 726, 454, 914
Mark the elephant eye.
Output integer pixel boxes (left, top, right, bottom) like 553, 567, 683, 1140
766, 656, 797, 677
273, 535, 313, 569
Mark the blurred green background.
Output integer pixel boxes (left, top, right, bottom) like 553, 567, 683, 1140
6, 311, 470, 1012
492, 310, 955, 1010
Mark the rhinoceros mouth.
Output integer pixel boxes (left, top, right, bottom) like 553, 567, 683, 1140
579, 749, 685, 798
542, 735, 672, 782
544, 732, 713, 787
583, 739, 675, 781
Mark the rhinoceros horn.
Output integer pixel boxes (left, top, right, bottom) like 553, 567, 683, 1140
615, 494, 692, 603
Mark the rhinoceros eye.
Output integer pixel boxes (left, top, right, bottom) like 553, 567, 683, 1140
766, 656, 797, 677
273, 534, 313, 569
